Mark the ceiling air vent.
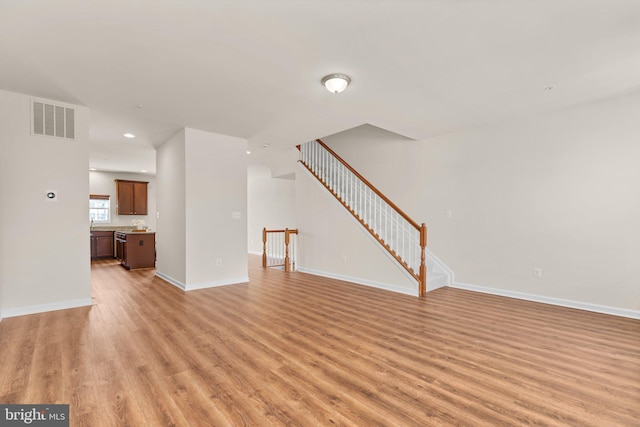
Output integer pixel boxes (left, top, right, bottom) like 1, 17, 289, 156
32, 100, 75, 140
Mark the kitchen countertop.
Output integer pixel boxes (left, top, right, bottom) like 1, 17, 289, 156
91, 226, 154, 234
91, 226, 136, 232
117, 230, 155, 235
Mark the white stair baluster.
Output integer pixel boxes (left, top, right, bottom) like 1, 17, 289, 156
322, 147, 327, 182
321, 144, 324, 180
384, 204, 388, 246
315, 141, 319, 175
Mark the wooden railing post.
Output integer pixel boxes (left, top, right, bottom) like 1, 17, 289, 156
263, 228, 298, 271
262, 227, 267, 268
284, 228, 290, 272
419, 223, 427, 297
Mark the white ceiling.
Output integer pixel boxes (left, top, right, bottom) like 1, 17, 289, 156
1, 0, 639, 174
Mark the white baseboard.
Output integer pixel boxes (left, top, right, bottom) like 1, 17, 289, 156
0, 298, 93, 319
297, 267, 418, 297
155, 271, 186, 290
184, 276, 250, 291
248, 250, 262, 256
155, 271, 249, 292
451, 282, 640, 320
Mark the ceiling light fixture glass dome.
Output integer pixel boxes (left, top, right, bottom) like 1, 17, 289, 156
321, 74, 351, 94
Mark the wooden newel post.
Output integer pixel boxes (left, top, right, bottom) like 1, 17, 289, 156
419, 223, 427, 297
284, 228, 291, 272
262, 227, 267, 268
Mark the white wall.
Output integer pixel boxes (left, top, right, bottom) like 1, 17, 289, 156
0, 89, 91, 317
156, 129, 187, 285
247, 165, 296, 254
320, 92, 640, 312
89, 171, 157, 230
184, 128, 248, 287
156, 127, 248, 290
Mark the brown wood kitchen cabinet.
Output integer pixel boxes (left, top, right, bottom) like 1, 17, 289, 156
90, 230, 114, 259
115, 179, 148, 215
115, 231, 155, 270
115, 232, 126, 262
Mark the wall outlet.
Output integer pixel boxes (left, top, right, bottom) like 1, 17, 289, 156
446, 209, 453, 219
156, 211, 160, 218
533, 268, 542, 278
232, 211, 241, 219
216, 258, 222, 266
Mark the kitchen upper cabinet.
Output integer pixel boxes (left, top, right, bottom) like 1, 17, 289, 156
115, 180, 148, 215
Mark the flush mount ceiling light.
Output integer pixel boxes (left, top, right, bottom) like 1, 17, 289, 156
321, 74, 351, 94
124, 133, 135, 138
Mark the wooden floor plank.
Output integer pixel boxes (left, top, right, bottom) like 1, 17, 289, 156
0, 255, 638, 426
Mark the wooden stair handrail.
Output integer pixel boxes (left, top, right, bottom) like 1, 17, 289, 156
313, 139, 421, 231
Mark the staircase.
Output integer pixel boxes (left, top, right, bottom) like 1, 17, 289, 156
299, 139, 431, 296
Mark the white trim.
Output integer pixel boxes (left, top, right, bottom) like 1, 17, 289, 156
426, 247, 454, 284
155, 271, 186, 290
425, 272, 449, 292
298, 267, 418, 297
0, 298, 93, 319
184, 276, 249, 291
451, 282, 640, 320
248, 250, 262, 256
155, 271, 249, 292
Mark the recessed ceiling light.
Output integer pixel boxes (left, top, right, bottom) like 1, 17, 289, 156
263, 144, 270, 148
89, 168, 97, 171
246, 150, 252, 154
140, 170, 147, 173
124, 133, 135, 138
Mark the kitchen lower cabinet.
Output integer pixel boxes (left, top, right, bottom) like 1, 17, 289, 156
115, 232, 126, 262
115, 231, 155, 269
91, 231, 114, 259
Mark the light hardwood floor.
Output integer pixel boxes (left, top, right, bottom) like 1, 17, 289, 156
1, 256, 639, 426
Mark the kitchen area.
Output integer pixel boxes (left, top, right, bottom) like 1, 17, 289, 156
90, 171, 157, 270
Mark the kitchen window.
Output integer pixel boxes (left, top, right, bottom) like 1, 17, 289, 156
90, 194, 110, 223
